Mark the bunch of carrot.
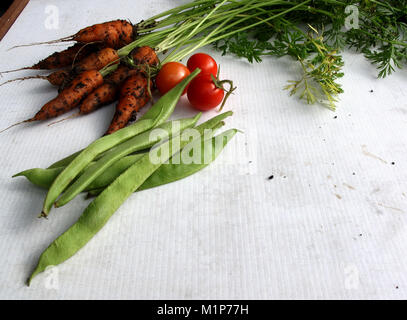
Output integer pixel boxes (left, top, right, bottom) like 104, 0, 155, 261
0, 20, 160, 135
0, 6, 216, 135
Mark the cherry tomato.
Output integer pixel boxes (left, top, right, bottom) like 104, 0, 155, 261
187, 74, 224, 111
156, 62, 191, 95
187, 53, 218, 76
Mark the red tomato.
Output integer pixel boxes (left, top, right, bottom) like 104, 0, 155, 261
187, 53, 218, 76
156, 62, 191, 95
187, 74, 224, 111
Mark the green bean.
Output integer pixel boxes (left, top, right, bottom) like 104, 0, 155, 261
85, 154, 144, 190
13, 160, 100, 189
87, 119, 229, 192
47, 150, 83, 169
13, 154, 145, 190
55, 114, 201, 207
47, 143, 135, 169
15, 113, 231, 191
13, 167, 63, 189
41, 119, 153, 217
41, 69, 201, 217
88, 128, 237, 197
140, 128, 236, 190
27, 113, 233, 284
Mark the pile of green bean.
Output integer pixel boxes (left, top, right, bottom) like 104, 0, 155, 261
13, 69, 238, 285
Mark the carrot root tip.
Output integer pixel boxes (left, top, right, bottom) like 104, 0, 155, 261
8, 36, 75, 50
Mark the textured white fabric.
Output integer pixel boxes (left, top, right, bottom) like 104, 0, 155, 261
0, 0, 406, 299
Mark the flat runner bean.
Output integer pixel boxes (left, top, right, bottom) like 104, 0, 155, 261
15, 112, 232, 191
55, 114, 201, 207
13, 167, 64, 189
47, 150, 83, 169
13, 155, 144, 190
88, 128, 237, 196
88, 120, 229, 192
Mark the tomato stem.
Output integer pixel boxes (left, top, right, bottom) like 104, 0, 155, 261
210, 68, 236, 111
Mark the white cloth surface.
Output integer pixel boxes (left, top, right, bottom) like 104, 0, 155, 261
0, 0, 406, 299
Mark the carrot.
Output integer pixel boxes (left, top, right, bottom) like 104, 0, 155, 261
32, 43, 97, 70
10, 20, 135, 50
75, 20, 135, 49
80, 66, 137, 112
37, 70, 103, 119
0, 70, 103, 133
80, 83, 119, 114
43, 70, 70, 86
106, 64, 139, 84
105, 73, 150, 135
0, 70, 69, 87
54, 47, 118, 92
130, 46, 159, 67
1, 43, 97, 74
48, 81, 120, 127
51, 65, 139, 123
102, 47, 158, 134
49, 47, 159, 128
73, 47, 119, 74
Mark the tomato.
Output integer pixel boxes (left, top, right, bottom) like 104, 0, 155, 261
187, 53, 218, 76
156, 62, 191, 95
187, 74, 225, 111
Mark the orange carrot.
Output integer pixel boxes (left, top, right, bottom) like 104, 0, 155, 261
79, 83, 118, 114
48, 47, 159, 128
70, 47, 158, 118
1, 44, 97, 74
44, 70, 70, 86
73, 47, 119, 74
36, 70, 103, 119
106, 65, 139, 84
0, 70, 69, 87
75, 20, 135, 49
32, 43, 97, 70
48, 81, 120, 127
79, 65, 137, 113
10, 20, 135, 50
0, 70, 103, 133
130, 46, 159, 68
105, 73, 150, 135
102, 47, 158, 134
54, 65, 139, 120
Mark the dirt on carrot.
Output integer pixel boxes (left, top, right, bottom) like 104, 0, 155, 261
1, 44, 98, 74
10, 20, 135, 51
130, 46, 159, 69
73, 47, 119, 74
79, 65, 139, 114
0, 70, 70, 88
32, 43, 98, 70
105, 73, 150, 134
68, 47, 159, 122
79, 83, 118, 115
36, 69, 104, 120
74, 20, 135, 49
46, 70, 70, 86
0, 70, 104, 133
